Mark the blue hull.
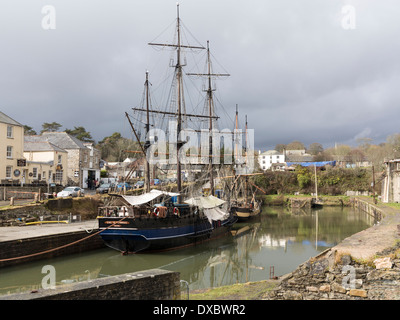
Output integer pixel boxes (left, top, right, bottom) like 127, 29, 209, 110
98, 215, 237, 253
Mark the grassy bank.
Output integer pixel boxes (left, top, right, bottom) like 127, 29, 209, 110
261, 194, 351, 206
188, 280, 279, 300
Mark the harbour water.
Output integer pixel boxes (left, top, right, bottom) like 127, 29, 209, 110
0, 205, 375, 296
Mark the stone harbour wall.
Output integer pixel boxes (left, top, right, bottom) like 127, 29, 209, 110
1, 269, 181, 300
265, 246, 400, 300
265, 197, 400, 300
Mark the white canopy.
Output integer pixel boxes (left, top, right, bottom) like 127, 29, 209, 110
203, 207, 230, 224
122, 189, 179, 206
184, 195, 226, 209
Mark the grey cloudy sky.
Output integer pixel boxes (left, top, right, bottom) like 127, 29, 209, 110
0, 0, 399, 151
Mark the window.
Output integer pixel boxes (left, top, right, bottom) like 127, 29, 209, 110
6, 166, 12, 179
58, 155, 62, 164
55, 170, 63, 182
6, 146, 12, 158
7, 126, 13, 138
32, 168, 37, 179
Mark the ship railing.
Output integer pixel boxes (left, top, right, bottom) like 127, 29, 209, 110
98, 206, 134, 217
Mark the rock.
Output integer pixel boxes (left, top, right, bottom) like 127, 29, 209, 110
354, 279, 363, 289
331, 282, 347, 294
374, 257, 393, 269
349, 289, 368, 298
310, 259, 329, 275
341, 255, 352, 266
319, 285, 331, 292
306, 286, 318, 292
282, 290, 303, 300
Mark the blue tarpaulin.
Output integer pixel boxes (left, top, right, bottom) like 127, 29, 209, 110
286, 161, 336, 167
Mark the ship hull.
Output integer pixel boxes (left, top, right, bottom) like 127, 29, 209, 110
98, 215, 237, 253
231, 204, 261, 222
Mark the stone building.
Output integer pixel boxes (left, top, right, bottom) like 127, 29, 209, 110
0, 111, 27, 184
41, 132, 101, 188
23, 136, 69, 185
381, 159, 400, 203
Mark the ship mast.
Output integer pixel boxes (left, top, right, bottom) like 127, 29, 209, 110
188, 41, 230, 196
175, 3, 183, 200
144, 70, 151, 193
147, 3, 205, 202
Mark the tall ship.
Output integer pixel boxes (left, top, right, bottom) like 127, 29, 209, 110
230, 107, 261, 221
98, 4, 237, 254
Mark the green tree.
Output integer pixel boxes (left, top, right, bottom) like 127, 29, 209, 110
274, 144, 286, 153
286, 140, 305, 150
97, 132, 137, 162
308, 142, 323, 155
41, 122, 62, 133
65, 126, 94, 143
296, 166, 311, 189
24, 125, 37, 135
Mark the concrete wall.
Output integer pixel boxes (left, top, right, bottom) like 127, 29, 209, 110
0, 186, 64, 201
2, 269, 181, 300
352, 197, 383, 221
0, 230, 105, 268
381, 161, 400, 203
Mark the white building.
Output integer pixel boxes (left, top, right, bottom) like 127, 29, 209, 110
258, 150, 286, 171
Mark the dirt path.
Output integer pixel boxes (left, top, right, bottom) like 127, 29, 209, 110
335, 198, 400, 261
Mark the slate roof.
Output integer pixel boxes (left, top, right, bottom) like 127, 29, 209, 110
260, 150, 281, 156
0, 111, 23, 126
41, 132, 87, 149
24, 136, 67, 153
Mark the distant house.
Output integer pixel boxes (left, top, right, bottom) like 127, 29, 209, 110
285, 149, 313, 163
381, 159, 400, 203
0, 111, 26, 184
258, 149, 315, 171
258, 150, 285, 171
41, 132, 101, 188
23, 136, 69, 185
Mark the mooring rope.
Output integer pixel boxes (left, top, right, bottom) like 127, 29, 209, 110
0, 216, 128, 263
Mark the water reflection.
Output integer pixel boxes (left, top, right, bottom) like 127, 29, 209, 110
0, 206, 374, 295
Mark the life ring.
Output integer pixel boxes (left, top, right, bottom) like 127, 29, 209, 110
173, 207, 180, 217
154, 206, 167, 218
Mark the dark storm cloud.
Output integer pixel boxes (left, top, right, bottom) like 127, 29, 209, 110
0, 0, 399, 151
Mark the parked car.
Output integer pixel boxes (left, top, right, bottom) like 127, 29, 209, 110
116, 182, 132, 191
134, 180, 144, 189
96, 183, 114, 194
57, 186, 84, 198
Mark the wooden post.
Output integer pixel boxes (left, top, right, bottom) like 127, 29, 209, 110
10, 197, 14, 206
